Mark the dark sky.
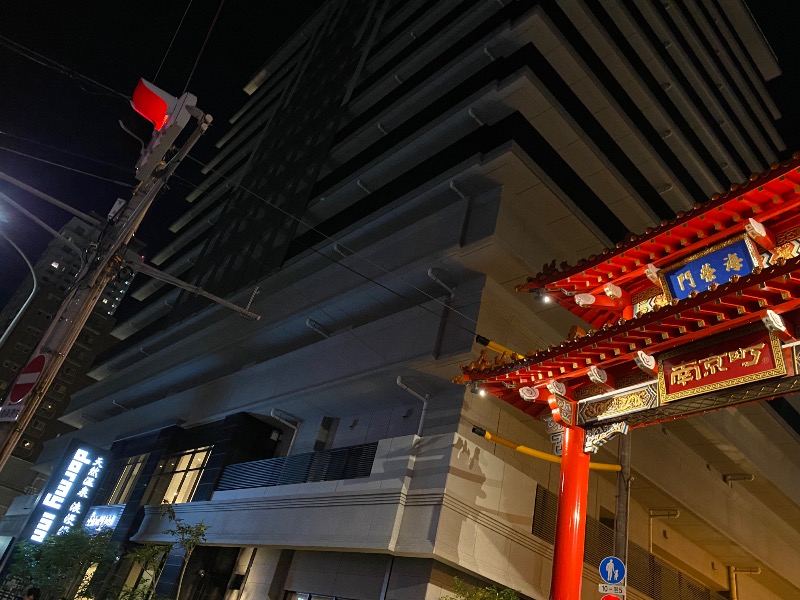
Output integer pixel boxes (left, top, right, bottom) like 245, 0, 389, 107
0, 0, 325, 307
0, 1, 799, 310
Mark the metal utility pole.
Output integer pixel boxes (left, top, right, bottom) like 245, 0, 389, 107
613, 431, 632, 563
0, 81, 257, 473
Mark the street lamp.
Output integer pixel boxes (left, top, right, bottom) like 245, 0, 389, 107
0, 231, 38, 351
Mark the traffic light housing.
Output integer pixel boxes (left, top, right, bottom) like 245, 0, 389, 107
131, 79, 197, 181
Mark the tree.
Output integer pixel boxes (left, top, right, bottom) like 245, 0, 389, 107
441, 577, 520, 600
116, 543, 170, 600
116, 503, 207, 600
7, 528, 117, 600
160, 502, 208, 600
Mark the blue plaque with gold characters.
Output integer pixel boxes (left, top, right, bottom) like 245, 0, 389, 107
659, 235, 761, 301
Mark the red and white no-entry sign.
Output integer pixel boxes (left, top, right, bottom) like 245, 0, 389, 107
8, 354, 47, 404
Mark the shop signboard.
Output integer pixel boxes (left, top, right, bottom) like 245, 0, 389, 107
22, 439, 108, 543
658, 324, 786, 403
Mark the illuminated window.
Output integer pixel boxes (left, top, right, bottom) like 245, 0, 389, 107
37, 402, 56, 418
142, 447, 212, 505
107, 454, 149, 505
17, 439, 34, 456
102, 298, 108, 304
122, 550, 166, 598
51, 261, 60, 269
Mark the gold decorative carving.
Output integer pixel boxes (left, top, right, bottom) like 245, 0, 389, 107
584, 422, 628, 453
579, 386, 658, 424
556, 397, 573, 425
657, 325, 785, 403
626, 374, 800, 427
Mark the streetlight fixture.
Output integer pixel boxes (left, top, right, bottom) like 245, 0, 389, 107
0, 231, 38, 351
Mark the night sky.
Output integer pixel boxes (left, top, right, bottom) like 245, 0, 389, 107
0, 0, 325, 307
0, 1, 799, 310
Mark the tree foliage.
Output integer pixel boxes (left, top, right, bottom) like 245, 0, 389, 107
7, 528, 117, 599
114, 543, 170, 600
160, 502, 208, 600
441, 577, 520, 600
115, 502, 208, 600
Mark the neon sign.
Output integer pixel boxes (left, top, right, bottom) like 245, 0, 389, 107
27, 442, 107, 543
83, 504, 125, 535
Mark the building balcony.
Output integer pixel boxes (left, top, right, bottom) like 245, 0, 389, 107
133, 434, 450, 552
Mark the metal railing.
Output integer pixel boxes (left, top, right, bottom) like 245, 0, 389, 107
216, 442, 379, 491
532, 485, 727, 600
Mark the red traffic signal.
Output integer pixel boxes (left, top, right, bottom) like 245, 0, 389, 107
130, 78, 198, 181
131, 79, 177, 131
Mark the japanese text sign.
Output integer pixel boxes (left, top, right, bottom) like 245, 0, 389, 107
657, 325, 786, 403
24, 439, 107, 543
659, 236, 759, 301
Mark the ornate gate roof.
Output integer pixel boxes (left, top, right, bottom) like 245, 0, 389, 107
457, 154, 800, 423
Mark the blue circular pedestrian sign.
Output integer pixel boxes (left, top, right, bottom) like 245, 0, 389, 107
599, 556, 626, 584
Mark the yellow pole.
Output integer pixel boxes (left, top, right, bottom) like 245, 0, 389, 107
475, 335, 525, 361
472, 426, 622, 472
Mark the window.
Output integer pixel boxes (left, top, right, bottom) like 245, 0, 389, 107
14, 342, 32, 354
16, 439, 34, 457
27, 419, 47, 438
142, 447, 212, 505
107, 454, 149, 505
50, 261, 60, 269
2, 360, 20, 372
37, 402, 56, 418
122, 551, 165, 596
285, 593, 340, 600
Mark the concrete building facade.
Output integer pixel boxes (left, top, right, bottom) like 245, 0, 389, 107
20, 1, 800, 599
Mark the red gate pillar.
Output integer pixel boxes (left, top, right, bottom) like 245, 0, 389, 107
547, 389, 591, 600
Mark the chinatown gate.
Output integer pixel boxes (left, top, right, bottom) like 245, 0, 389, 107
455, 155, 800, 600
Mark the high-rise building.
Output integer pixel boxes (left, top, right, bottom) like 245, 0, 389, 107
16, 1, 800, 599
0, 216, 132, 511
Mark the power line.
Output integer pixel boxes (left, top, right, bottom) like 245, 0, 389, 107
183, 0, 227, 94
0, 130, 132, 173
155, 0, 196, 84
0, 146, 133, 188
185, 155, 479, 329
0, 33, 129, 102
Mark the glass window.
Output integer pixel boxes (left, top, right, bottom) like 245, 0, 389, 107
141, 447, 212, 505
107, 453, 150, 505
28, 419, 46, 437
122, 552, 165, 596
2, 360, 20, 372
285, 593, 340, 600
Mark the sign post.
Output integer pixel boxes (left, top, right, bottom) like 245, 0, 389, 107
598, 556, 626, 599
0, 354, 47, 421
